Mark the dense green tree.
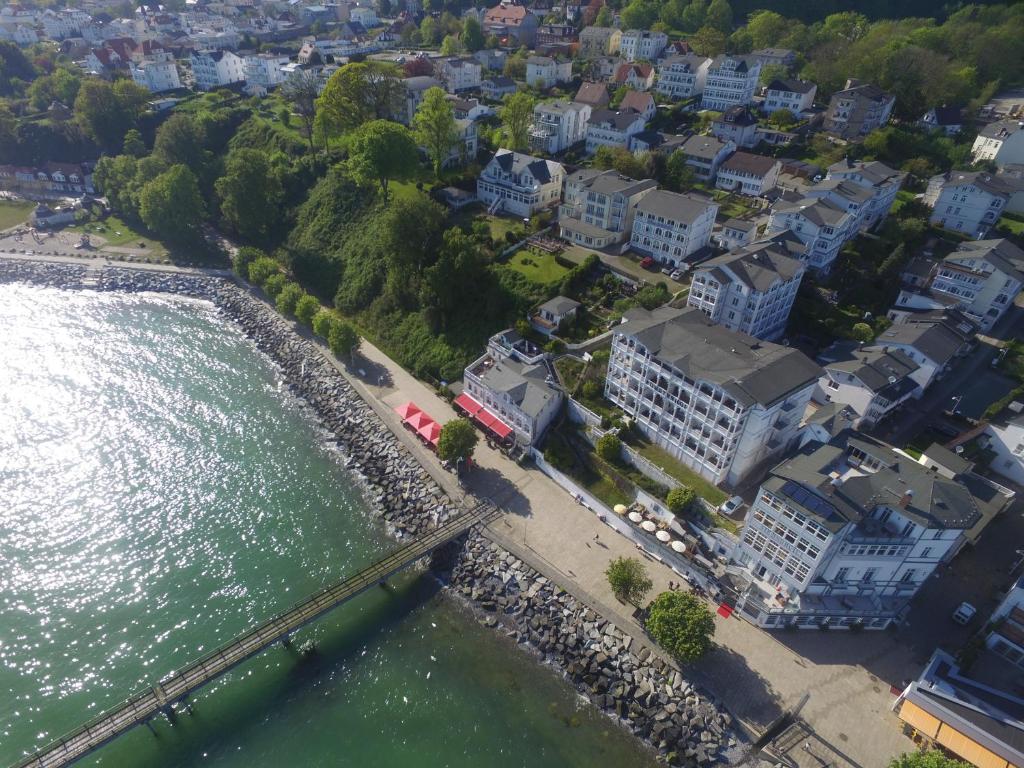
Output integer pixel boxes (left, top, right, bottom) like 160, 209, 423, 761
596, 433, 622, 462
215, 148, 284, 240
851, 322, 875, 342
138, 165, 206, 244
275, 282, 305, 315
745, 10, 787, 49
347, 119, 419, 202
665, 150, 696, 192
316, 62, 404, 142
437, 418, 478, 462
327, 319, 361, 360
440, 34, 462, 56
233, 246, 266, 278
294, 294, 320, 327
153, 113, 208, 172
767, 108, 797, 128
680, 0, 708, 31
263, 272, 286, 298
595, 5, 613, 26
621, 0, 659, 30
247, 255, 281, 285
73, 79, 149, 149
312, 309, 334, 338
499, 91, 534, 150
888, 752, 968, 768
414, 86, 458, 177
423, 227, 486, 324
606, 557, 653, 606
645, 591, 715, 663
93, 154, 140, 217
420, 16, 439, 46
705, 0, 733, 32
462, 16, 484, 52
667, 486, 696, 515
691, 25, 727, 56
121, 128, 146, 157
27, 66, 81, 111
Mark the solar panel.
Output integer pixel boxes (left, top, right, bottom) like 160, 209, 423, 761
781, 480, 840, 521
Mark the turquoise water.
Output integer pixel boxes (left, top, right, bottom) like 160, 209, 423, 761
0, 284, 656, 768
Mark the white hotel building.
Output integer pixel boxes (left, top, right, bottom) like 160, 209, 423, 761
628, 190, 718, 268
701, 55, 761, 112
730, 433, 1008, 629
605, 307, 822, 487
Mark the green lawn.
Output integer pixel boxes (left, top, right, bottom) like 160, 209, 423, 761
554, 355, 585, 393
625, 435, 729, 506
505, 248, 570, 284
0, 199, 34, 230
69, 215, 166, 254
890, 190, 917, 215
486, 214, 526, 243
998, 213, 1024, 235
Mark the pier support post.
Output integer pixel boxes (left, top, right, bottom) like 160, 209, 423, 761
282, 635, 292, 649
162, 705, 178, 724
181, 695, 194, 715
145, 720, 158, 736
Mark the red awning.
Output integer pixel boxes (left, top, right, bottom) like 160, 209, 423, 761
405, 411, 435, 431
394, 401, 421, 419
453, 392, 483, 416
717, 603, 735, 619
488, 418, 513, 440
418, 421, 441, 445
475, 410, 497, 429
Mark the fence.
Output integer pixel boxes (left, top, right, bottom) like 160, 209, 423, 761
566, 397, 602, 428
531, 449, 618, 517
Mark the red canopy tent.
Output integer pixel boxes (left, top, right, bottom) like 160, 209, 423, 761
453, 392, 483, 417
475, 410, 497, 429
418, 421, 442, 446
405, 411, 435, 431
394, 402, 421, 420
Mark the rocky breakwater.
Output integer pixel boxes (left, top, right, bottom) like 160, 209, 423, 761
0, 259, 86, 287
446, 535, 736, 767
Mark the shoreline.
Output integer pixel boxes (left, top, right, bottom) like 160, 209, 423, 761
0, 259, 738, 767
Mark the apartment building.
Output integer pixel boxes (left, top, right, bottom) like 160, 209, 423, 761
870, 309, 976, 392
714, 217, 758, 250
612, 62, 655, 91
825, 158, 905, 229
709, 105, 759, 148
619, 90, 655, 122
766, 195, 854, 273
982, 416, 1024, 485
971, 118, 1024, 168
482, 2, 539, 46
439, 57, 482, 93
605, 306, 822, 487
923, 170, 1019, 238
679, 134, 735, 182
618, 29, 667, 62
655, 55, 711, 101
477, 149, 564, 217
715, 152, 781, 196
243, 53, 288, 92
481, 76, 516, 100
130, 52, 181, 92
628, 190, 718, 267
578, 26, 621, 58
803, 178, 875, 232
190, 49, 244, 90
824, 80, 895, 139
525, 55, 572, 89
585, 108, 647, 154
558, 169, 657, 248
529, 100, 591, 154
731, 433, 1007, 629
688, 234, 806, 340
701, 55, 761, 112
893, 238, 1024, 332
575, 81, 611, 109
814, 343, 920, 427
402, 75, 443, 124
762, 78, 816, 116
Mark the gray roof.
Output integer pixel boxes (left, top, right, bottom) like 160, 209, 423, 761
773, 195, 850, 228
537, 295, 580, 315
721, 151, 779, 176
681, 134, 730, 160
590, 108, 644, 131
723, 217, 756, 232
575, 81, 609, 105
932, 170, 1022, 199
765, 78, 815, 95
946, 238, 1024, 282
477, 357, 556, 418
922, 442, 973, 475
808, 178, 874, 205
697, 240, 804, 293
820, 342, 919, 394
483, 75, 515, 88
708, 54, 759, 73
405, 75, 441, 91
979, 118, 1024, 140
635, 189, 716, 223
583, 170, 657, 198
617, 306, 822, 408
660, 54, 709, 72
827, 157, 904, 187
491, 149, 562, 185
535, 99, 588, 115
803, 402, 856, 437
873, 316, 974, 367
832, 82, 893, 103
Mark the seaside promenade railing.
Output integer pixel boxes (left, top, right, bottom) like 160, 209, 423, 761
12, 502, 499, 768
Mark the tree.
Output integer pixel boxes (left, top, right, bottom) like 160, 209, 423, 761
745, 10, 787, 49
680, 0, 707, 31
74, 78, 149, 149
691, 26, 727, 57
317, 62, 404, 141
704, 0, 732, 33
295, 294, 320, 326
414, 86, 458, 177
420, 16, 439, 46
596, 433, 622, 462
327, 318, 361, 360
215, 148, 284, 240
645, 591, 715, 663
404, 57, 434, 77
122, 128, 146, 157
666, 486, 696, 515
93, 154, 140, 216
348, 119, 419, 202
889, 752, 969, 768
595, 5, 613, 27
606, 557, 653, 606
500, 91, 534, 151
153, 113, 208, 172
138, 165, 205, 244
767, 108, 796, 128
276, 282, 305, 315
437, 418, 479, 463
282, 70, 320, 149
851, 322, 874, 343
462, 16, 484, 52
263, 273, 286, 298
666, 150, 696, 192
233, 246, 265, 279
312, 309, 334, 338
247, 255, 281, 285
621, 0, 659, 31
440, 34, 462, 56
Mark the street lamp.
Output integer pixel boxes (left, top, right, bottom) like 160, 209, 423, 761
950, 394, 963, 416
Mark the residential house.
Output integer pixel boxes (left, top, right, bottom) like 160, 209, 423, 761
482, 2, 538, 46
190, 49, 244, 90
535, 23, 576, 49
917, 106, 964, 136
242, 52, 288, 93
578, 26, 621, 58
448, 96, 493, 121
922, 170, 1020, 238
473, 48, 507, 72
701, 55, 761, 112
870, 310, 976, 393
525, 55, 572, 89
766, 195, 854, 273
436, 118, 478, 168
629, 190, 718, 267
0, 162, 94, 197
618, 29, 667, 62
679, 134, 735, 182
893, 238, 1024, 332
714, 217, 758, 250
751, 48, 795, 69
30, 203, 77, 228
688, 232, 806, 340
531, 295, 580, 335
350, 5, 377, 26
972, 118, 1024, 168
480, 75, 516, 100
762, 78, 816, 116
803, 178, 875, 233
982, 415, 1024, 485
558, 169, 657, 248
655, 54, 711, 101
627, 131, 688, 155
731, 433, 1009, 629
710, 105, 758, 148
438, 56, 481, 93
716, 152, 781, 197
604, 305, 823, 487
612, 62, 654, 91
814, 343, 920, 427
825, 158, 905, 229
619, 90, 655, 122
477, 149, 564, 217
402, 75, 443, 124
575, 81, 610, 109
130, 52, 181, 92
824, 79, 895, 139
585, 108, 647, 154
529, 100, 591, 154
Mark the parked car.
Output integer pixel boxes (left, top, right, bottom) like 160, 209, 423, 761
952, 602, 976, 625
639, 256, 655, 269
670, 269, 683, 280
661, 266, 673, 275
718, 496, 744, 517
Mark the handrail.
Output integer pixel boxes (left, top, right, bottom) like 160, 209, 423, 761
11, 503, 497, 768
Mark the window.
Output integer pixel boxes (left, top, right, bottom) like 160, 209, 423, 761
920, 547, 932, 559
862, 568, 876, 583
835, 567, 849, 583
900, 569, 917, 584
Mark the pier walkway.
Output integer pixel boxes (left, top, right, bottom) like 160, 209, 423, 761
12, 502, 498, 768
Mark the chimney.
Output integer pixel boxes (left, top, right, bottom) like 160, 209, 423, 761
898, 488, 914, 509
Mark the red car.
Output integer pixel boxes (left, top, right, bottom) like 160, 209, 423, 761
639, 256, 655, 269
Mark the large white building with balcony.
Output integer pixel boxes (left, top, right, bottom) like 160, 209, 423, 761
766, 195, 854, 274
701, 55, 761, 112
584, 108, 648, 154
243, 53, 289, 92
762, 78, 816, 116
823, 80, 895, 139
558, 169, 656, 249
529, 100, 590, 154
628, 190, 718, 267
618, 29, 667, 62
825, 158, 905, 230
477, 149, 564, 217
130, 53, 181, 93
655, 55, 710, 101
814, 343, 921, 428
730, 433, 1008, 630
971, 118, 1024, 168
922, 170, 1019, 239
605, 306, 822, 487
190, 49, 244, 90
688, 233, 806, 340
